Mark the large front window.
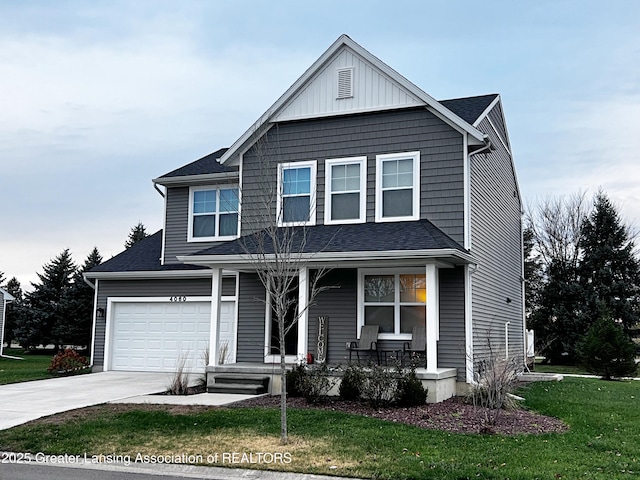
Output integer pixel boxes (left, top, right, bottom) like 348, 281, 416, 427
375, 151, 420, 222
278, 161, 317, 226
361, 271, 426, 337
189, 186, 239, 241
325, 156, 366, 224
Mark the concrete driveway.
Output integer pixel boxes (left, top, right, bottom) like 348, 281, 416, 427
0, 372, 170, 430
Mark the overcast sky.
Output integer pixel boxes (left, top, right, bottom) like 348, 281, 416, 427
1, 1, 639, 289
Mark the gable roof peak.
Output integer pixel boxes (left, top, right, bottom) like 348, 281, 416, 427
219, 35, 488, 165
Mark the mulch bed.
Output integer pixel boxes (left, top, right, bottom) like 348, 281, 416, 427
232, 395, 568, 436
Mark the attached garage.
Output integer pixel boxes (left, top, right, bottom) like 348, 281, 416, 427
108, 299, 212, 373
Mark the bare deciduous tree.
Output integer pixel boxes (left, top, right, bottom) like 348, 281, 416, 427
237, 127, 334, 444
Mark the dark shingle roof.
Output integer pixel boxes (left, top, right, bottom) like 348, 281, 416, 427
88, 231, 206, 273
192, 220, 465, 257
439, 94, 498, 125
158, 148, 236, 179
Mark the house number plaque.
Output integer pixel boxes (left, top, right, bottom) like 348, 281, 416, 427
316, 316, 328, 364
169, 296, 187, 302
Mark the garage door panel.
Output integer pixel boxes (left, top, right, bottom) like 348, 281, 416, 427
110, 301, 213, 373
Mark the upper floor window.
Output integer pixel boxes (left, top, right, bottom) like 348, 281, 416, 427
375, 151, 420, 222
324, 156, 366, 225
277, 161, 317, 226
188, 186, 239, 241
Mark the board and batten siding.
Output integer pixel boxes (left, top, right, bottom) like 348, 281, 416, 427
241, 108, 465, 243
235, 273, 267, 363
469, 108, 524, 365
92, 276, 235, 369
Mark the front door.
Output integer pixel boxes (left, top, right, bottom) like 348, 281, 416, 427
266, 279, 299, 362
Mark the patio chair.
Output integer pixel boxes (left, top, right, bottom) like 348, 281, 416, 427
403, 325, 427, 367
347, 325, 379, 364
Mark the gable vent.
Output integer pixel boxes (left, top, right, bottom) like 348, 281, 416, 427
336, 67, 354, 99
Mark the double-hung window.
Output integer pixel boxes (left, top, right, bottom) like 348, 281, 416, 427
277, 161, 317, 226
324, 156, 366, 224
360, 269, 427, 338
188, 186, 239, 241
375, 151, 420, 222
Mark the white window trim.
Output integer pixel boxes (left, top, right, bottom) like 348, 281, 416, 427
375, 151, 421, 223
358, 267, 427, 340
276, 160, 317, 227
324, 156, 367, 225
187, 185, 240, 242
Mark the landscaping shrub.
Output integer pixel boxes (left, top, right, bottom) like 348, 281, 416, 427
361, 362, 397, 407
166, 352, 190, 395
577, 315, 638, 380
285, 363, 307, 398
395, 364, 428, 407
339, 364, 365, 401
302, 363, 338, 404
47, 348, 89, 374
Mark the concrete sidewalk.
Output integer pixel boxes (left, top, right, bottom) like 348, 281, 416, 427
0, 372, 258, 430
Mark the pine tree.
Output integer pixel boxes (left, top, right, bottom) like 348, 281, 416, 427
53, 248, 103, 348
0, 271, 5, 286
577, 312, 638, 380
578, 192, 640, 334
125, 222, 148, 249
523, 225, 543, 320
2, 277, 23, 348
16, 249, 76, 349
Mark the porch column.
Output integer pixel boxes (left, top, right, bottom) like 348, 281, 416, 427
297, 267, 309, 361
209, 267, 222, 367
425, 264, 439, 373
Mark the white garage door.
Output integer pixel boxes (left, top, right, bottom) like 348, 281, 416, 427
110, 301, 212, 373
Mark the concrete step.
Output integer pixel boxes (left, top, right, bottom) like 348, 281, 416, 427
213, 375, 269, 388
207, 382, 267, 395
207, 375, 270, 395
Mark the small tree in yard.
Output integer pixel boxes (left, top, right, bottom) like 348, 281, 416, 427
577, 313, 638, 380
238, 129, 333, 444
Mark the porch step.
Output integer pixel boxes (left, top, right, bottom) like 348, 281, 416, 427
207, 375, 269, 395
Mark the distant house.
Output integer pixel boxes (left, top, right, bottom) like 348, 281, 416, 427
0, 287, 15, 356
85, 35, 524, 402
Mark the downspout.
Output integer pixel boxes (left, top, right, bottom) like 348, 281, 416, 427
505, 321, 511, 359
153, 181, 166, 198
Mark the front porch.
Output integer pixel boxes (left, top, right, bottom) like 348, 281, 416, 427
205, 362, 459, 403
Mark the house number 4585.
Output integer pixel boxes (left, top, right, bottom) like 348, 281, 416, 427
169, 296, 187, 302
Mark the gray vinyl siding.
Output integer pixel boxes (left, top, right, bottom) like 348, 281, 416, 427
92, 276, 235, 369
487, 102, 510, 152
308, 269, 358, 365
437, 267, 467, 380
470, 107, 524, 365
236, 273, 267, 363
163, 182, 238, 265
241, 108, 465, 243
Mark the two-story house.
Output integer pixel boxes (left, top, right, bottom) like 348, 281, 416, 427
85, 35, 524, 402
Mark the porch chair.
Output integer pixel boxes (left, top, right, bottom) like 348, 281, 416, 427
347, 325, 379, 364
403, 325, 427, 367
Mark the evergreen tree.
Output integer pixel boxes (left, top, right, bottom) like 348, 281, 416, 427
577, 312, 638, 380
578, 192, 640, 334
2, 277, 23, 348
16, 249, 76, 349
523, 225, 543, 320
0, 271, 5, 285
125, 222, 148, 249
53, 248, 102, 348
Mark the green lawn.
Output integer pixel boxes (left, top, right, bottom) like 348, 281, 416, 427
0, 377, 639, 479
533, 362, 592, 375
0, 348, 56, 385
